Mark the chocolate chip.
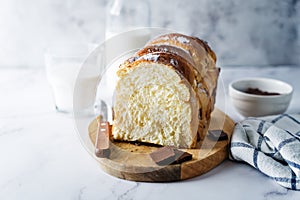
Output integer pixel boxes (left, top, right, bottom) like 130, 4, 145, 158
173, 149, 193, 164
208, 130, 228, 141
150, 146, 193, 165
244, 87, 280, 96
150, 146, 175, 165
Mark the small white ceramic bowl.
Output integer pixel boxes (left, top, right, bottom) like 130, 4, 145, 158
229, 78, 293, 117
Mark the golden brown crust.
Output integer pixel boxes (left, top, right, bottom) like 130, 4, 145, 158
137, 47, 199, 86
137, 44, 196, 66
190, 36, 217, 63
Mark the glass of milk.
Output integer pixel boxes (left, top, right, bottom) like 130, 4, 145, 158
45, 43, 99, 115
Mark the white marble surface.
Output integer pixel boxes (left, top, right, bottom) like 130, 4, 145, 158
0, 0, 299, 67
1, 66, 300, 199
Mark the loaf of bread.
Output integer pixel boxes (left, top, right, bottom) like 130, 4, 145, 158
112, 33, 219, 148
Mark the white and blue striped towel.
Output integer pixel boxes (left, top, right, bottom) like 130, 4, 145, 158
230, 114, 300, 190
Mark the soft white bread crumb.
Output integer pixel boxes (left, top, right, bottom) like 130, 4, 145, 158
112, 62, 198, 148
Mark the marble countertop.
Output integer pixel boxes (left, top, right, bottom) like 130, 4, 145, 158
0, 66, 300, 200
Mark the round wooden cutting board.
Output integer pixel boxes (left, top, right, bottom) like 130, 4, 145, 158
88, 108, 235, 182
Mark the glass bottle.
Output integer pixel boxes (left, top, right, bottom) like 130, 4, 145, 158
105, 0, 151, 39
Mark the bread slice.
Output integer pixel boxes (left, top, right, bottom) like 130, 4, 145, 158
112, 33, 218, 148
113, 56, 199, 148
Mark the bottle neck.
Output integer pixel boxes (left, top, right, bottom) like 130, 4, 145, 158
109, 0, 123, 16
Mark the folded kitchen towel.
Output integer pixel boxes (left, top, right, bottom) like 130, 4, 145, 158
229, 114, 300, 190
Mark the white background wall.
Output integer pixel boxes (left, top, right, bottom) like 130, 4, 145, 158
0, 0, 299, 68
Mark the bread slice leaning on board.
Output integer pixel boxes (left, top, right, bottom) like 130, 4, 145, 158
112, 33, 220, 148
